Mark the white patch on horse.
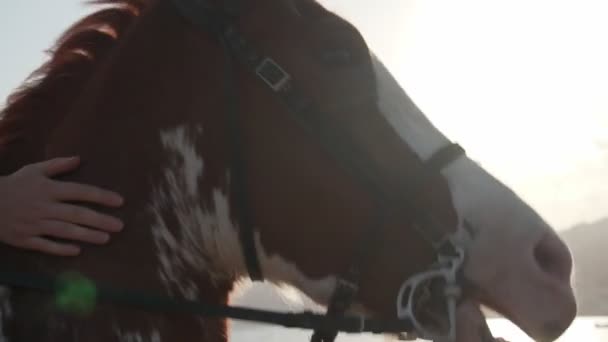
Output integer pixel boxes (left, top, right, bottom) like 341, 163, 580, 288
254, 233, 336, 308
371, 52, 547, 235
0, 287, 11, 342
113, 326, 161, 342
150, 125, 248, 298
160, 126, 203, 197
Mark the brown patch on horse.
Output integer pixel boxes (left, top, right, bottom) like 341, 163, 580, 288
0, 0, 151, 174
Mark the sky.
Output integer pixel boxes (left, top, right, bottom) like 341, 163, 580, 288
1, 0, 607, 230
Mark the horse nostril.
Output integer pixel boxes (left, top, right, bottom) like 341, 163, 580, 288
533, 232, 573, 283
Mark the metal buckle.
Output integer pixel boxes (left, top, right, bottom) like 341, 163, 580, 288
395, 247, 465, 342
255, 57, 291, 92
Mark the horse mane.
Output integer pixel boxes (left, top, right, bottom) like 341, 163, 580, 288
0, 0, 153, 155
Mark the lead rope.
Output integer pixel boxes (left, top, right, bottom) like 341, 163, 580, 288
0, 269, 416, 333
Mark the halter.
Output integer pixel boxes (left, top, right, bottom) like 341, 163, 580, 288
169, 1, 469, 341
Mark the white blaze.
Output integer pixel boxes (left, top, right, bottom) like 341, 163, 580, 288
371, 51, 550, 295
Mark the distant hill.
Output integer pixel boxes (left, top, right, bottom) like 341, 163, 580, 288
560, 217, 608, 316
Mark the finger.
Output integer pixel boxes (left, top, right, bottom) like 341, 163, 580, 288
41, 220, 111, 245
35, 156, 81, 177
49, 204, 124, 232
20, 237, 81, 256
50, 181, 124, 207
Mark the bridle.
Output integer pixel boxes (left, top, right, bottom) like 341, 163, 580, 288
169, 0, 470, 341
0, 1, 471, 341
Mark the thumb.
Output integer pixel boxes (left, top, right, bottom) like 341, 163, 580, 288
38, 156, 81, 177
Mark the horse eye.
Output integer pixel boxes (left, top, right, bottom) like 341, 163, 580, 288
321, 49, 354, 66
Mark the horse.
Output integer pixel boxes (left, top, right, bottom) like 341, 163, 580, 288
0, 0, 576, 341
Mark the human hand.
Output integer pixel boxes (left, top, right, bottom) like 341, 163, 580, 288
0, 156, 124, 256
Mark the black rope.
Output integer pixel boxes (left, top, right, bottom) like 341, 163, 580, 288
0, 270, 414, 334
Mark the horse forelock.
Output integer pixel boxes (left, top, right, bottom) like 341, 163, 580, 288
0, 0, 152, 157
